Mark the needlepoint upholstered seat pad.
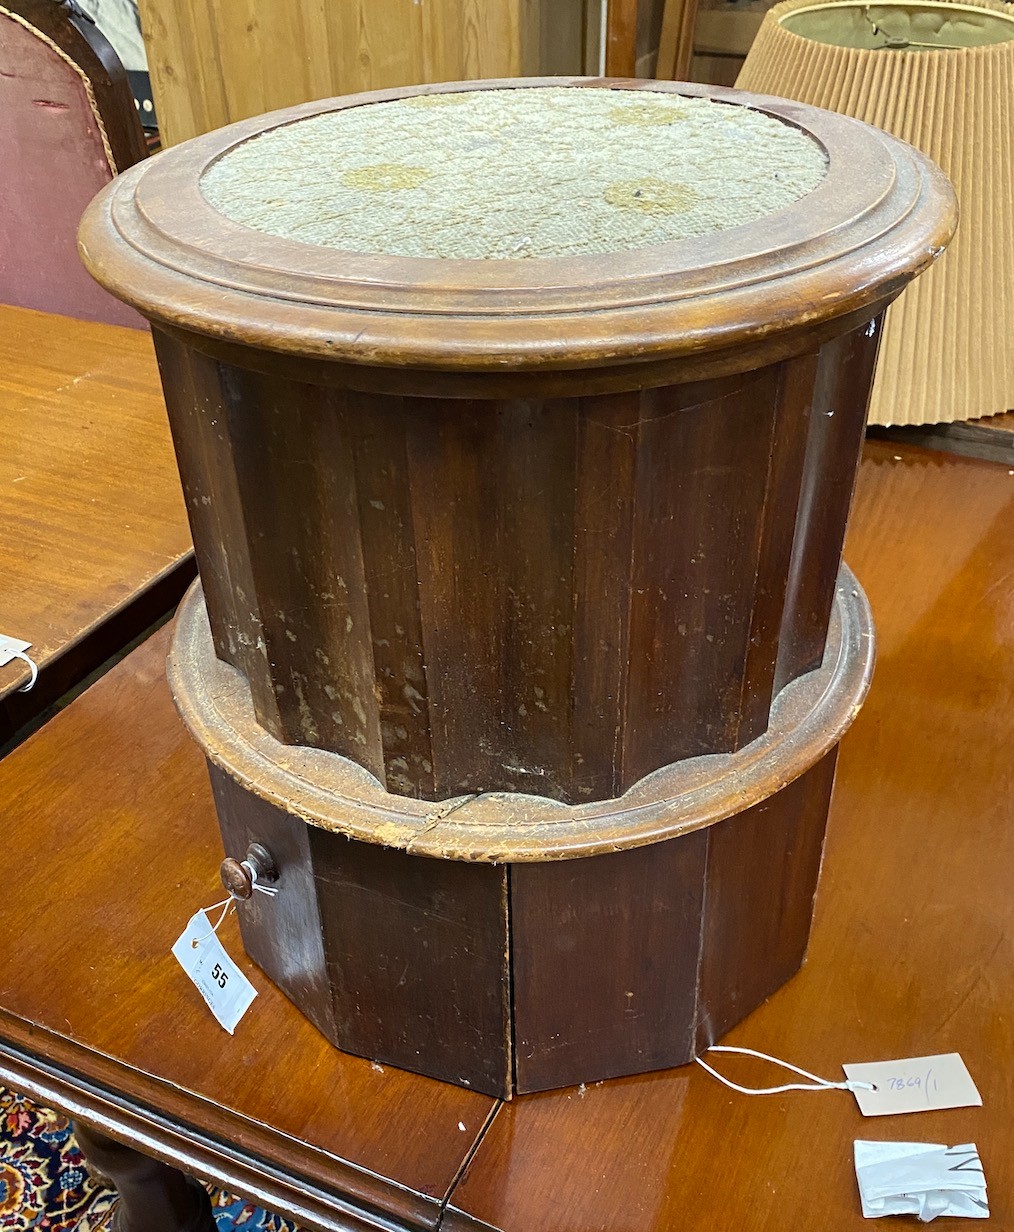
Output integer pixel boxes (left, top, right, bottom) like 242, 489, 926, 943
200, 87, 828, 260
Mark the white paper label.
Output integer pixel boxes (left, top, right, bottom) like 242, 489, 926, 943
854, 1141, 988, 1222
843, 1053, 982, 1117
171, 910, 257, 1034
0, 634, 31, 668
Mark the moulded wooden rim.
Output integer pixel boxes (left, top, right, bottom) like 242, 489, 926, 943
167, 567, 875, 863
78, 78, 956, 377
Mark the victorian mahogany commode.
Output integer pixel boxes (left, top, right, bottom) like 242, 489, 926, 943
80, 79, 954, 1098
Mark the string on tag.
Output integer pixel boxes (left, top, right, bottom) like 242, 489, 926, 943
191, 897, 235, 947
189, 854, 280, 950
696, 1045, 876, 1096
241, 860, 279, 897
0, 635, 38, 692
12, 650, 38, 693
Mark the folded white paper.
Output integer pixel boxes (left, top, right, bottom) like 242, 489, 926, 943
854, 1141, 988, 1222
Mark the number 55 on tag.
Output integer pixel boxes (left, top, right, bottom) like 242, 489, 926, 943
172, 910, 256, 1034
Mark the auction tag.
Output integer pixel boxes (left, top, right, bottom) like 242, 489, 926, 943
0, 634, 31, 668
843, 1053, 981, 1117
171, 910, 256, 1034
854, 1141, 988, 1221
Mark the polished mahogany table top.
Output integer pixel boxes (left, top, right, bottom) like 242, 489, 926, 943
0, 305, 193, 741
0, 437, 1009, 1231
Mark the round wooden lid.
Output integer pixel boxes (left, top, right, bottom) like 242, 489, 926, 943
79, 78, 955, 382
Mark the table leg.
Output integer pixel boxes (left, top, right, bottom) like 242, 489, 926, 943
73, 1121, 217, 1232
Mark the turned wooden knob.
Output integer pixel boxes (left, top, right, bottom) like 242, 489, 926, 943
220, 857, 253, 900
220, 843, 279, 901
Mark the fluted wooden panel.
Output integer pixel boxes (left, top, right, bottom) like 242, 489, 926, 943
775, 318, 882, 689
153, 337, 283, 733
154, 323, 879, 804
738, 0, 1014, 425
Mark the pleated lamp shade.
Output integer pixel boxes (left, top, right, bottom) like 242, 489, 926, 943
738, 0, 1014, 426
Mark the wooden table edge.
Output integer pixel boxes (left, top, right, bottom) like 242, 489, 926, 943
0, 553, 197, 733
439, 1207, 503, 1232
71, 552, 198, 653
0, 1007, 454, 1232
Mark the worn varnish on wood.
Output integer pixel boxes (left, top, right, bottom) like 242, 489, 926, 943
0, 622, 496, 1232
79, 79, 954, 1096
180, 571, 868, 1094
0, 438, 1011, 1232
441, 439, 1014, 1229
154, 339, 876, 804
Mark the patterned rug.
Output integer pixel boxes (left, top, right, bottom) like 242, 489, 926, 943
0, 1087, 300, 1230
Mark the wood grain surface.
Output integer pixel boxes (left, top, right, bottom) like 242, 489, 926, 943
0, 437, 1009, 1229
444, 438, 1014, 1229
136, 0, 587, 148
656, 0, 701, 80
605, 0, 639, 75
0, 306, 193, 737
168, 570, 873, 863
773, 319, 881, 690
159, 338, 873, 806
75, 76, 952, 1115
0, 626, 494, 1230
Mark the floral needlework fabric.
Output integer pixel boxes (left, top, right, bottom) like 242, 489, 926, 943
0, 1087, 115, 1231
0, 1087, 300, 1231
208, 1194, 300, 1230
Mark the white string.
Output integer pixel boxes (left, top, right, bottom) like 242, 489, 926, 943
191, 897, 234, 947
13, 650, 38, 693
241, 859, 278, 897
189, 860, 279, 950
695, 1045, 876, 1096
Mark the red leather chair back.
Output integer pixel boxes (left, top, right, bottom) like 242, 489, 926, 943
0, 1, 147, 326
